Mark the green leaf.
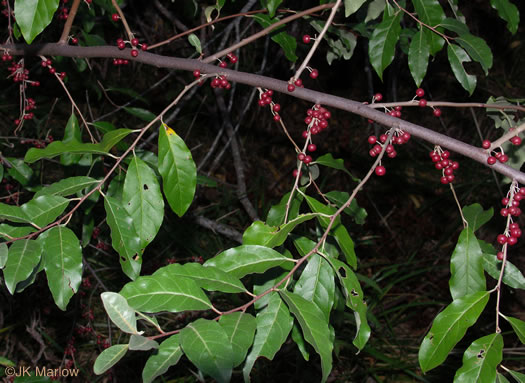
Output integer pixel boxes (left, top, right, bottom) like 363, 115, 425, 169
498, 373, 512, 383
219, 312, 256, 367
412, 0, 446, 55
291, 323, 310, 361
25, 129, 133, 163
123, 107, 156, 122
490, 0, 519, 34
418, 290, 490, 372
501, 315, 525, 344
103, 195, 142, 280
266, 191, 303, 226
449, 227, 485, 300
0, 243, 7, 269
252, 14, 297, 62
453, 333, 503, 383
93, 344, 128, 375
60, 113, 82, 166
448, 44, 477, 95
155, 263, 246, 293
3, 239, 42, 294
509, 370, 525, 383
142, 335, 183, 383
305, 196, 357, 269
188, 33, 202, 54
368, 9, 402, 80
21, 195, 69, 228
365, 0, 386, 23
120, 273, 213, 313
280, 291, 333, 382
325, 191, 367, 225
204, 245, 293, 278
408, 29, 430, 87
325, 257, 370, 350
14, 0, 59, 43
314, 153, 354, 178
439, 17, 470, 35
462, 204, 493, 232
243, 214, 317, 248
483, 253, 525, 290
6, 157, 33, 185
129, 335, 159, 351
180, 318, 234, 383
261, 0, 282, 18
158, 124, 196, 217
100, 292, 138, 334
123, 156, 164, 248
294, 253, 335, 321
456, 34, 493, 75
344, 0, 366, 17
36, 176, 99, 197
243, 292, 294, 381
0, 224, 34, 240
0, 203, 31, 224
43, 226, 82, 310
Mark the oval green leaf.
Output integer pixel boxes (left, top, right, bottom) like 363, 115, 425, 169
93, 344, 128, 375
368, 10, 402, 80
36, 176, 99, 197
448, 44, 477, 95
453, 333, 503, 383
219, 312, 256, 367
180, 318, 234, 383
142, 334, 183, 383
490, 0, 519, 34
158, 124, 196, 217
3, 239, 42, 294
501, 315, 525, 344
21, 195, 69, 228
456, 34, 493, 75
44, 226, 82, 310
14, 0, 59, 43
418, 290, 490, 373
101, 292, 138, 334
408, 29, 430, 87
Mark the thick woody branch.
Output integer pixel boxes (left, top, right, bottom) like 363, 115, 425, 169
2, 43, 524, 184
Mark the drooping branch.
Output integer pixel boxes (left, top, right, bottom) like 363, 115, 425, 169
2, 43, 524, 184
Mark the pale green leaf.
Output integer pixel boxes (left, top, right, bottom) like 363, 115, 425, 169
101, 292, 138, 334
142, 335, 183, 383
93, 344, 128, 375
344, 0, 366, 17
129, 335, 159, 351
0, 243, 7, 269
482, 252, 525, 290
219, 312, 256, 367
188, 33, 202, 54
3, 239, 42, 294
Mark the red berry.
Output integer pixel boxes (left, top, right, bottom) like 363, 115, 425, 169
510, 228, 522, 238
487, 156, 497, 165
302, 130, 308, 139
111, 13, 120, 21
193, 70, 201, 78
49, 67, 56, 74
416, 88, 425, 97
497, 234, 507, 244
498, 154, 509, 163
131, 38, 139, 46
302, 35, 311, 44
298, 153, 306, 162
141, 43, 148, 51
287, 84, 295, 92
374, 93, 383, 102
497, 252, 504, 261
375, 166, 386, 176
507, 236, 518, 245
71, 37, 78, 44
418, 99, 427, 107
379, 134, 388, 143
131, 49, 139, 57
307, 144, 317, 152
482, 140, 491, 149
310, 69, 319, 79
117, 41, 126, 50
227, 54, 238, 63
293, 169, 300, 178
368, 136, 377, 144
273, 114, 281, 121
272, 104, 281, 113
433, 108, 442, 117
219, 61, 227, 68
294, 78, 303, 87
304, 155, 313, 165
510, 136, 522, 146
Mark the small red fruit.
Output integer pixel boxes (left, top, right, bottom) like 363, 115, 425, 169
374, 93, 383, 102
130, 49, 139, 57
111, 13, 120, 21
416, 88, 425, 97
375, 166, 386, 176
302, 35, 311, 44
307, 144, 317, 152
287, 84, 295, 92
482, 140, 491, 149
433, 108, 442, 117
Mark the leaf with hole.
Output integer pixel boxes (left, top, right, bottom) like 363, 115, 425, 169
204, 245, 293, 278
14, 0, 59, 43
44, 226, 82, 310
456, 34, 493, 75
243, 292, 294, 382
158, 124, 196, 217
418, 290, 490, 372
123, 156, 164, 248
93, 344, 128, 375
219, 312, 256, 367
155, 263, 246, 293
180, 318, 234, 383
101, 292, 138, 334
120, 273, 212, 313
142, 334, 183, 383
3, 239, 42, 294
449, 227, 485, 300
453, 333, 502, 383
280, 291, 333, 383
104, 195, 143, 280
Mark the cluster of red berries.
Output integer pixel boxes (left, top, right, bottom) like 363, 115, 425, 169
209, 75, 231, 89
371, 93, 404, 118
82, 308, 95, 321
41, 58, 67, 79
367, 129, 411, 176
1, 51, 13, 62
82, 276, 92, 288
112, 58, 130, 66
257, 89, 281, 121
218, 52, 239, 68
1, 0, 11, 18
483, 130, 522, 165
302, 104, 331, 137
429, 147, 459, 184
496, 188, 524, 257
20, 136, 52, 148
75, 325, 94, 336
64, 337, 77, 356
96, 334, 110, 349
116, 37, 147, 57
4, 59, 42, 125
499, 189, 524, 220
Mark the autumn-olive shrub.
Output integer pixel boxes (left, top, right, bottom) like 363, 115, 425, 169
0, 1, 524, 382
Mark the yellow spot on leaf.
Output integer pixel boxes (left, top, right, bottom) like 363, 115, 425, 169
163, 123, 177, 136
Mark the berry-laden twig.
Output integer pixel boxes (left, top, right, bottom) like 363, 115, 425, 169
487, 121, 525, 151
58, 0, 81, 44
493, 180, 523, 333
291, 0, 342, 86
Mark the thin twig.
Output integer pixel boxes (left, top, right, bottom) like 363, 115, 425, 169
58, 0, 81, 44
